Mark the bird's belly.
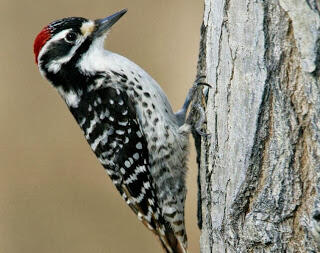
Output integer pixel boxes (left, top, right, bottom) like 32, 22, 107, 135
137, 106, 189, 203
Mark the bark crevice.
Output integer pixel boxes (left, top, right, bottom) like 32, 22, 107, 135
196, 0, 320, 252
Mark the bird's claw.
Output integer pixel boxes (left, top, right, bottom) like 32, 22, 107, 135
192, 102, 210, 137
175, 75, 212, 131
195, 82, 212, 88
195, 127, 210, 137
194, 75, 212, 88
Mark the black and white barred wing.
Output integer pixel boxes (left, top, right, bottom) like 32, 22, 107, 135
72, 86, 179, 252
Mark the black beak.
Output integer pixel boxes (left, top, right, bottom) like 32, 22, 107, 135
94, 9, 127, 38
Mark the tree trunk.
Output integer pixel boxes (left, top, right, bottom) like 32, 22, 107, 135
194, 0, 320, 252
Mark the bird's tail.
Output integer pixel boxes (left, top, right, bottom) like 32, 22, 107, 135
156, 222, 187, 253
137, 201, 187, 253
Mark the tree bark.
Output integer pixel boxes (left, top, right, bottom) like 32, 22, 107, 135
195, 0, 320, 252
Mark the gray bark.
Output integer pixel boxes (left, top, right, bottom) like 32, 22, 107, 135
194, 0, 320, 252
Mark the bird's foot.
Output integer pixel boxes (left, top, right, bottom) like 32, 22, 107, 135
175, 75, 211, 136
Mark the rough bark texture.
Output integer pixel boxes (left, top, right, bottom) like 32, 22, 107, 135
195, 0, 320, 252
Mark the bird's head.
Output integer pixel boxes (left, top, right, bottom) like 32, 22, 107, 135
34, 9, 127, 80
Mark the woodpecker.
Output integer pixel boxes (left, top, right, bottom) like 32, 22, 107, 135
34, 9, 197, 253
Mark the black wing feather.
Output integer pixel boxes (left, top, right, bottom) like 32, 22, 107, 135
70, 84, 179, 252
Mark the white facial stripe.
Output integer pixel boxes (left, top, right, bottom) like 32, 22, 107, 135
38, 30, 72, 77
38, 29, 71, 62
46, 41, 83, 73
43, 28, 89, 74
38, 29, 85, 74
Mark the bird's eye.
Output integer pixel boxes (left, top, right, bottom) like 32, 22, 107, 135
65, 32, 78, 43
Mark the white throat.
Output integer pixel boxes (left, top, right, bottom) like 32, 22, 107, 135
76, 36, 109, 74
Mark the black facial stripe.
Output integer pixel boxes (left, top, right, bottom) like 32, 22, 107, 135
39, 17, 96, 92
41, 39, 73, 63
40, 36, 94, 92
67, 36, 92, 66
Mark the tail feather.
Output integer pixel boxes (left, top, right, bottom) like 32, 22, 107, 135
156, 222, 187, 253
130, 192, 187, 253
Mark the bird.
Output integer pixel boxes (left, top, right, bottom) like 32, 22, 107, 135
33, 9, 199, 253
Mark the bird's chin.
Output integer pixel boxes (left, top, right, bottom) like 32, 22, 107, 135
92, 30, 109, 44
90, 36, 108, 52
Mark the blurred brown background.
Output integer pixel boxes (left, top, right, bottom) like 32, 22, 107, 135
0, 0, 203, 252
